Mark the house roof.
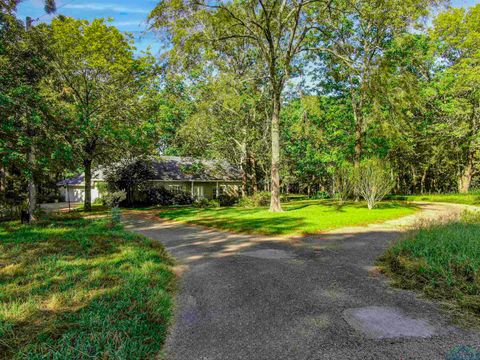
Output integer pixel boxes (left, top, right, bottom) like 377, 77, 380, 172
57, 156, 242, 186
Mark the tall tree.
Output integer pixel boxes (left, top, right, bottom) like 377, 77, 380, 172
310, 0, 438, 168
1, 0, 57, 221
46, 17, 156, 211
0, 11, 72, 221
431, 4, 480, 193
149, 0, 331, 211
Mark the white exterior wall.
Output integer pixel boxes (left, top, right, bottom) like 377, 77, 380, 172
60, 185, 100, 203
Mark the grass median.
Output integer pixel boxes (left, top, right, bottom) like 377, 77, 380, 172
158, 200, 418, 236
379, 211, 480, 323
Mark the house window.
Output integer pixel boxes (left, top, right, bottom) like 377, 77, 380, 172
169, 184, 183, 194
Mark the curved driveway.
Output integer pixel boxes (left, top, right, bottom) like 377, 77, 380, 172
123, 203, 480, 360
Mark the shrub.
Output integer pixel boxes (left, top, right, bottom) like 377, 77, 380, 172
110, 206, 121, 226
102, 191, 127, 208
142, 187, 175, 206
217, 194, 238, 207
136, 187, 194, 207
354, 158, 395, 209
172, 191, 195, 205
93, 197, 103, 205
312, 191, 330, 200
238, 191, 270, 207
194, 198, 220, 208
332, 164, 354, 204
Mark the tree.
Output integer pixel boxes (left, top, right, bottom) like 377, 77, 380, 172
0, 0, 58, 221
104, 158, 156, 206
0, 12, 73, 221
149, 0, 332, 212
431, 4, 480, 193
354, 158, 394, 209
310, 0, 438, 168
46, 17, 156, 211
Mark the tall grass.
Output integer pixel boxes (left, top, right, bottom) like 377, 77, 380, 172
0, 214, 175, 359
380, 211, 480, 318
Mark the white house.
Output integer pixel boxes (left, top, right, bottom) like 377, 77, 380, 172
57, 156, 242, 202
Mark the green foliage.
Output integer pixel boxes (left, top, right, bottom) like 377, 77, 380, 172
104, 158, 156, 206
158, 200, 417, 236
136, 187, 194, 207
194, 198, 220, 209
102, 190, 127, 208
0, 216, 175, 358
332, 164, 354, 204
380, 211, 480, 319
0, 13, 73, 212
238, 191, 271, 208
45, 17, 158, 210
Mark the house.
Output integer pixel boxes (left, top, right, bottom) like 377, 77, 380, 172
57, 156, 242, 203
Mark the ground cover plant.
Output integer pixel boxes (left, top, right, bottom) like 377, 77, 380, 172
0, 213, 175, 359
379, 211, 480, 321
157, 200, 417, 236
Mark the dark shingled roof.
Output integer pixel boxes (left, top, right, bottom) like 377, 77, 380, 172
151, 156, 241, 181
57, 156, 242, 186
56, 169, 105, 186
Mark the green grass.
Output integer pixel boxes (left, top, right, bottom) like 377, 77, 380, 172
157, 200, 418, 236
390, 191, 480, 206
0, 212, 175, 359
379, 211, 480, 321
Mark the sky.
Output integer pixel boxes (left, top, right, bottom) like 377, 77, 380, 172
17, 0, 480, 56
17, 0, 162, 54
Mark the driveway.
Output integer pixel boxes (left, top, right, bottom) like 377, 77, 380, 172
123, 203, 480, 360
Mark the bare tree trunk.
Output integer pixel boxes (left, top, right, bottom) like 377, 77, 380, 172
84, 158, 92, 211
28, 149, 36, 222
458, 151, 474, 193
351, 92, 363, 169
420, 168, 428, 195
353, 116, 363, 168
250, 156, 258, 194
270, 92, 282, 212
26, 113, 36, 222
241, 160, 247, 198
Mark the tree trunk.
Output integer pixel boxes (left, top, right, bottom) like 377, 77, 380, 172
354, 124, 362, 169
352, 97, 363, 168
250, 156, 258, 194
269, 91, 282, 212
458, 151, 474, 194
27, 128, 36, 222
84, 158, 92, 211
27, 153, 36, 222
241, 160, 247, 198
420, 168, 428, 195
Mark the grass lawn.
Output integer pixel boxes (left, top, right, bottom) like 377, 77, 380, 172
390, 191, 480, 206
157, 200, 418, 236
379, 212, 480, 322
0, 213, 175, 359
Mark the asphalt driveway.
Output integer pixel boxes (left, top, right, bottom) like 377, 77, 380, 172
123, 203, 480, 360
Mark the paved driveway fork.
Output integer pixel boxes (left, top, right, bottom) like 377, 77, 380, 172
123, 203, 480, 360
